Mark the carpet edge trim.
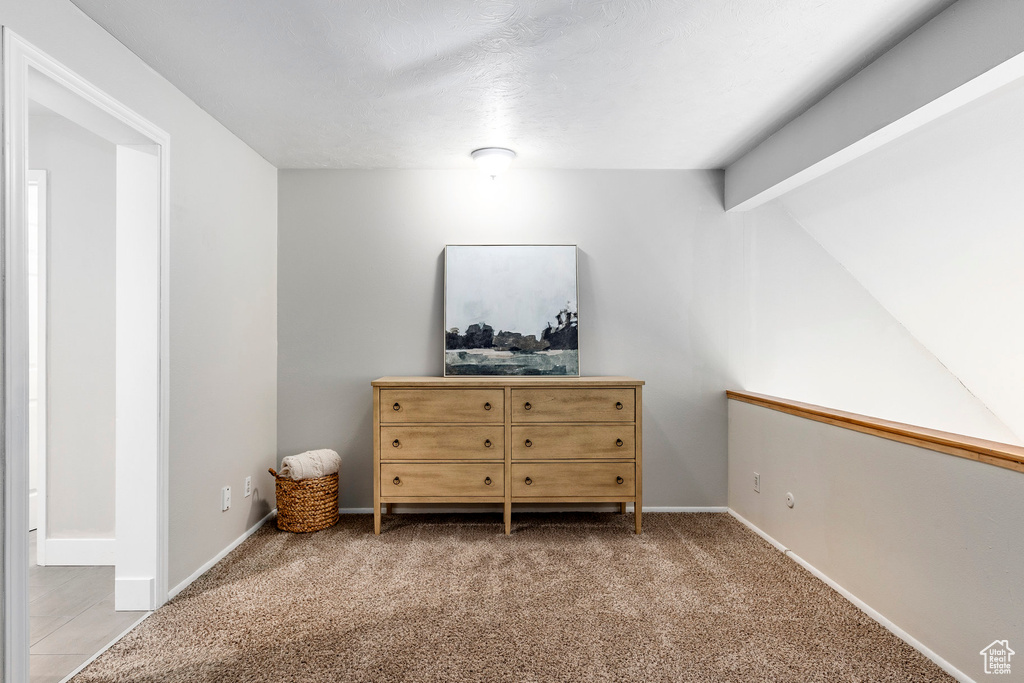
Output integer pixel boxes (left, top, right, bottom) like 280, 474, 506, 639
727, 509, 973, 683
167, 508, 277, 601
57, 611, 152, 683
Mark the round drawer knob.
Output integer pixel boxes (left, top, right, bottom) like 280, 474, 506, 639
393, 476, 401, 485
524, 402, 532, 410
616, 476, 624, 485
392, 439, 400, 448
615, 402, 623, 410
525, 439, 532, 447
392, 402, 401, 411
524, 477, 533, 485
484, 402, 492, 411
484, 477, 492, 486
616, 439, 623, 447
484, 439, 492, 448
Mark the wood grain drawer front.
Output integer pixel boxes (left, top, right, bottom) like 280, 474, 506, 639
380, 389, 504, 423
511, 462, 635, 497
511, 425, 635, 460
381, 463, 504, 497
511, 388, 634, 422
381, 426, 503, 460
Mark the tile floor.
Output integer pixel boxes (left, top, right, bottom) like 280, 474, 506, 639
29, 532, 147, 683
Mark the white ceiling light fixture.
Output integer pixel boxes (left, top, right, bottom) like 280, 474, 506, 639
471, 147, 516, 179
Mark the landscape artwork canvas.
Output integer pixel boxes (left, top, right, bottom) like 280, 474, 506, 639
444, 245, 579, 376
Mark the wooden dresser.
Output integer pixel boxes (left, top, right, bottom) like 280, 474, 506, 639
371, 376, 644, 534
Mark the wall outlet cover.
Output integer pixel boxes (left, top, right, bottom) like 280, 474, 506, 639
753, 473, 760, 493
222, 486, 231, 511
244, 476, 252, 497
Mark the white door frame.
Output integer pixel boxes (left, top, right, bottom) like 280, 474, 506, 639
27, 169, 46, 556
2, 29, 171, 681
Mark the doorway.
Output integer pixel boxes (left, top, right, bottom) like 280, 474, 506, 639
3, 29, 170, 682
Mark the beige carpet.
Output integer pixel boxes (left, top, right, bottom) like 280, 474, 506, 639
73, 513, 950, 682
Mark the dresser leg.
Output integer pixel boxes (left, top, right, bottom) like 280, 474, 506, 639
619, 502, 627, 514
504, 501, 511, 535
635, 504, 642, 534
385, 503, 392, 514
374, 505, 381, 534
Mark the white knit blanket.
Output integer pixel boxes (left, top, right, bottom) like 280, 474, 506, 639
279, 449, 341, 481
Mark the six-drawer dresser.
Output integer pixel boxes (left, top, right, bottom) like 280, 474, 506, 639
371, 376, 644, 534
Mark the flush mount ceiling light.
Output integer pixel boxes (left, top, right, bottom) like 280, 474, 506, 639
471, 147, 516, 179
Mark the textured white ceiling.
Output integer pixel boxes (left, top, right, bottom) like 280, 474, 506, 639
70, 0, 955, 169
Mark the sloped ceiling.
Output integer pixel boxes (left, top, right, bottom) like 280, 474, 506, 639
778, 75, 1024, 442
70, 0, 953, 169
738, 203, 1021, 445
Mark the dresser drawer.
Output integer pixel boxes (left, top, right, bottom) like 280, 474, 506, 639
511, 425, 634, 460
381, 463, 504, 497
511, 388, 634, 422
381, 426, 503, 460
380, 389, 504, 423
511, 462, 635, 497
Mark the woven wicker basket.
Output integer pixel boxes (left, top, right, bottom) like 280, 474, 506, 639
269, 468, 339, 533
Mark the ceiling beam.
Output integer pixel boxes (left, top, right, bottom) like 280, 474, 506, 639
724, 0, 1024, 212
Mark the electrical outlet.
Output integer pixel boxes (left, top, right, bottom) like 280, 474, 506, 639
221, 486, 231, 511
244, 476, 252, 498
753, 472, 760, 493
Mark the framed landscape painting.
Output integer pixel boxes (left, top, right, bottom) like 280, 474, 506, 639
444, 245, 579, 376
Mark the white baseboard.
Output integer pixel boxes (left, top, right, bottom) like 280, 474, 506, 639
643, 506, 728, 512
167, 508, 276, 600
115, 577, 154, 611
44, 538, 116, 566
343, 506, 728, 514
726, 510, 787, 552
727, 510, 972, 683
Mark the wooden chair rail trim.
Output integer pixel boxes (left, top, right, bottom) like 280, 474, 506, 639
726, 390, 1024, 475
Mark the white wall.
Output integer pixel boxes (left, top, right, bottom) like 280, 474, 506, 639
778, 74, 1024, 443
733, 202, 1017, 444
1, 0, 278, 588
728, 400, 1024, 681
28, 113, 116, 540
278, 169, 741, 509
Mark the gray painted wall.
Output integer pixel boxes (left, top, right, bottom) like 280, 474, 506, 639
2, 0, 279, 589
728, 400, 1024, 680
29, 114, 116, 539
278, 169, 741, 509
